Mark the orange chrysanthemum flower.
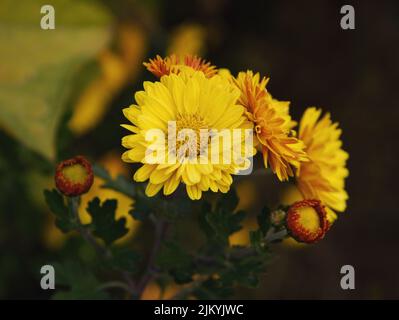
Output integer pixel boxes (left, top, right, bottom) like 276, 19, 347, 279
233, 71, 308, 181
143, 54, 217, 78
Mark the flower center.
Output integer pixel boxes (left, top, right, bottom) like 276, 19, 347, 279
297, 206, 320, 232
175, 113, 208, 156
61, 164, 88, 184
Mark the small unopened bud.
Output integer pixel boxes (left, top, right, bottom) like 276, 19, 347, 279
285, 199, 329, 244
270, 209, 286, 227
55, 156, 94, 197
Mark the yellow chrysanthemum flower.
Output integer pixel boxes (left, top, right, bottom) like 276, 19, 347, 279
297, 107, 349, 221
121, 70, 254, 200
143, 54, 217, 79
233, 70, 308, 181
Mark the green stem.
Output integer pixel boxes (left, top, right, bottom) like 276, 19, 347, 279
97, 281, 134, 293
265, 228, 287, 242
68, 196, 111, 259
93, 164, 137, 198
67, 196, 135, 296
135, 214, 168, 299
177, 227, 288, 299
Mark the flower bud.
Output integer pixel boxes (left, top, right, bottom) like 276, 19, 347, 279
270, 209, 286, 227
285, 199, 329, 244
55, 156, 94, 197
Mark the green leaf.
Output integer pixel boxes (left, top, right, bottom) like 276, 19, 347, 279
86, 197, 128, 245
44, 189, 75, 232
249, 230, 265, 251
129, 196, 153, 221
157, 242, 193, 284
198, 202, 214, 238
0, 0, 111, 160
93, 164, 136, 198
204, 208, 246, 246
108, 247, 140, 273
220, 252, 269, 288
93, 165, 155, 221
199, 189, 245, 245
52, 261, 108, 300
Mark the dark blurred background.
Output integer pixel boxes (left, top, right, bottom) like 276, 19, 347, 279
1, 0, 398, 299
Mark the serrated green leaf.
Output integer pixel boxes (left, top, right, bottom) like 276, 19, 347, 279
157, 242, 193, 284
108, 247, 140, 273
129, 196, 152, 221
86, 197, 128, 245
52, 261, 108, 300
157, 242, 192, 269
199, 189, 245, 245
220, 253, 268, 288
44, 189, 75, 232
204, 208, 246, 246
93, 165, 155, 221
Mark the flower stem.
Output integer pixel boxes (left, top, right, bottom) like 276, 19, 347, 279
68, 196, 111, 259
67, 196, 135, 296
134, 214, 168, 299
97, 281, 133, 293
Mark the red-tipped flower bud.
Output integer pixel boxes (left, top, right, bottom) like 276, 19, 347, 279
55, 156, 94, 197
286, 199, 329, 244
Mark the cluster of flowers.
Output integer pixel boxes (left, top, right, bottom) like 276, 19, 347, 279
55, 54, 349, 244
122, 54, 349, 242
